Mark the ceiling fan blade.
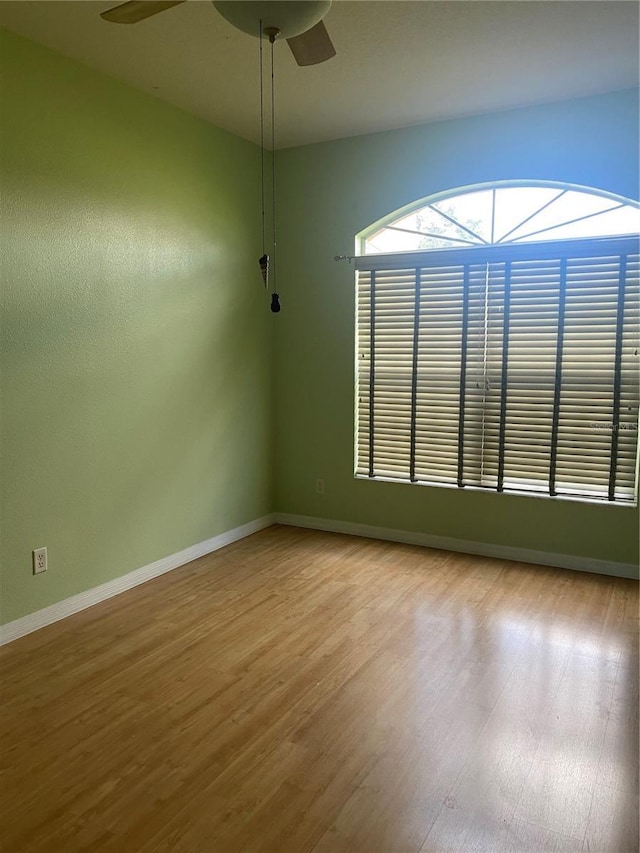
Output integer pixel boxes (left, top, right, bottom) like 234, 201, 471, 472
286, 20, 336, 66
100, 1, 186, 24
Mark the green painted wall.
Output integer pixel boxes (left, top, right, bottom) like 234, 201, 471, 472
274, 90, 640, 572
0, 29, 272, 624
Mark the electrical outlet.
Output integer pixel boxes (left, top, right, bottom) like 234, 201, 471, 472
316, 477, 325, 495
32, 547, 47, 575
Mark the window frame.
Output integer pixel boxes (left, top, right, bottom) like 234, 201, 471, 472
354, 229, 640, 507
359, 181, 640, 255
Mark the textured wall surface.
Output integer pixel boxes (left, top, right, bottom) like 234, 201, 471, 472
0, 29, 272, 624
274, 90, 640, 570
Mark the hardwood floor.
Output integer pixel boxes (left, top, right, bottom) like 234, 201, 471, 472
1, 525, 638, 853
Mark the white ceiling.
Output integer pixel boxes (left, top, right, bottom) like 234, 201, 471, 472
1, 1, 638, 149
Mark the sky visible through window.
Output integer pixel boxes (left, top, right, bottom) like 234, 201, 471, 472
364, 186, 640, 254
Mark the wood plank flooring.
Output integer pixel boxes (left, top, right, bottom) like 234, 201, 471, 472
1, 525, 638, 852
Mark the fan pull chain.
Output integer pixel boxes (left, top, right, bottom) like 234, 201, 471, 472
257, 21, 270, 289
269, 33, 280, 312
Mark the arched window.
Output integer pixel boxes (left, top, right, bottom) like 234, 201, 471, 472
362, 182, 640, 253
355, 182, 640, 504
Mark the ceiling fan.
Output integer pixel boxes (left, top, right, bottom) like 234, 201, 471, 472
100, 0, 336, 66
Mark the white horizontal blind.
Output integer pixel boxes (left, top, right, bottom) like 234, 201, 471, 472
355, 237, 639, 504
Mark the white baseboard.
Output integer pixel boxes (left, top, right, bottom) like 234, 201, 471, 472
3, 511, 635, 646
275, 513, 639, 580
0, 515, 275, 646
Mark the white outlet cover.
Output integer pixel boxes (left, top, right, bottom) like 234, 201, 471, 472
33, 547, 47, 574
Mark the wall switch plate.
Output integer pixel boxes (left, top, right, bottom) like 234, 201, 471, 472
316, 478, 325, 495
33, 547, 47, 574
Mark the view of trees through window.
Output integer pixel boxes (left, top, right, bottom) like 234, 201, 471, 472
363, 184, 640, 254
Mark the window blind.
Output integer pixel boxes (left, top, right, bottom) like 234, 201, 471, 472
355, 237, 640, 503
